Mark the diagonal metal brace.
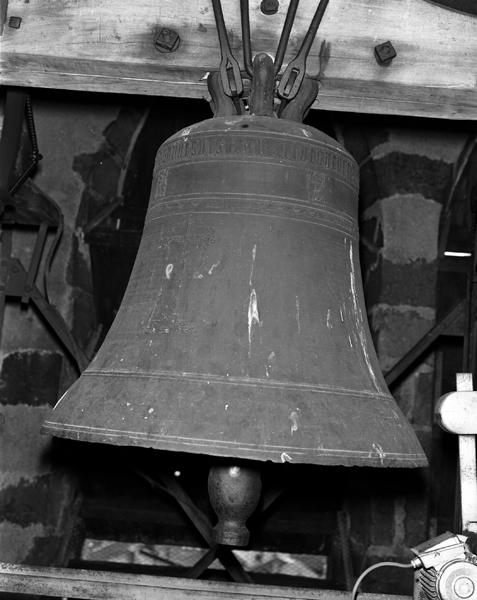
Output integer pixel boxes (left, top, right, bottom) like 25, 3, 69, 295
384, 300, 465, 386
0, 255, 89, 372
135, 468, 252, 583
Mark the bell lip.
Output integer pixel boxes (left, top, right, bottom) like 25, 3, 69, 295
41, 421, 428, 469
42, 370, 428, 469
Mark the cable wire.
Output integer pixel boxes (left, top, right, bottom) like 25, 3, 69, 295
351, 561, 413, 600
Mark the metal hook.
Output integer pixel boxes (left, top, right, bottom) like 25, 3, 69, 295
211, 0, 243, 97
240, 0, 253, 78
274, 0, 300, 75
277, 0, 329, 101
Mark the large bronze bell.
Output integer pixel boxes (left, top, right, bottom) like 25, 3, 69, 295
43, 116, 426, 472
43, 0, 428, 549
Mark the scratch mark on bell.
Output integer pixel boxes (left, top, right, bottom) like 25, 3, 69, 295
289, 409, 300, 435
52, 390, 68, 410
348, 240, 380, 391
208, 261, 220, 275
295, 296, 301, 334
280, 452, 292, 463
249, 244, 257, 285
146, 286, 163, 330
181, 127, 191, 138
248, 288, 260, 357
165, 264, 174, 279
372, 442, 386, 465
266, 351, 275, 377
327, 308, 332, 329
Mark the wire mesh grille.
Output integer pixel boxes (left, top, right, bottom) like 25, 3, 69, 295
82, 539, 328, 579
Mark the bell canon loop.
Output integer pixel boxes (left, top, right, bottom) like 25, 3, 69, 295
43, 115, 427, 469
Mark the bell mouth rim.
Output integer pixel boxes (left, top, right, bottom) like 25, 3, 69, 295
43, 369, 427, 469
41, 421, 428, 469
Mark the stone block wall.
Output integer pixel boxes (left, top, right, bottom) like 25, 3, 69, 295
0, 93, 206, 566
343, 123, 467, 592
0, 94, 119, 564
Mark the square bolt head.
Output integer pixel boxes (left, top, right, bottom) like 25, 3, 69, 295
8, 16, 22, 29
155, 27, 180, 53
260, 0, 280, 14
374, 41, 397, 65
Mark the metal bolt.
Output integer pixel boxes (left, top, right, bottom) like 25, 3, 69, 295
155, 27, 180, 53
260, 0, 279, 15
374, 41, 396, 66
8, 16, 22, 29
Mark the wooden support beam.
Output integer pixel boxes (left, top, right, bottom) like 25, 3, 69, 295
1, 0, 477, 119
0, 563, 411, 600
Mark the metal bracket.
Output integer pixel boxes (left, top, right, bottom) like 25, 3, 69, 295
436, 373, 477, 534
